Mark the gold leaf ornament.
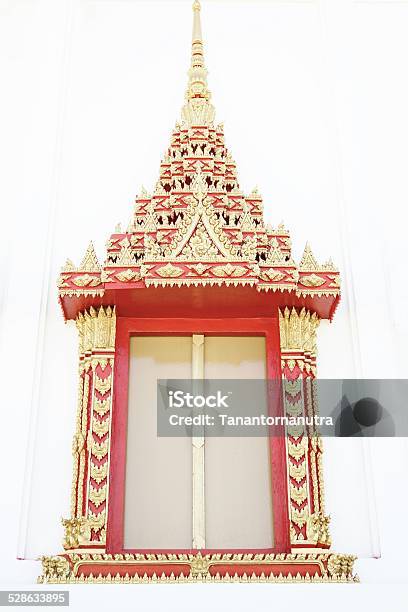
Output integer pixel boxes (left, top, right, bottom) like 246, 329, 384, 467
72, 274, 101, 287
115, 269, 141, 282
300, 274, 326, 288
156, 263, 184, 278
211, 263, 247, 278
260, 269, 286, 282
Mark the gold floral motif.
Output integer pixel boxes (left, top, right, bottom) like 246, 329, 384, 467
145, 235, 163, 259
260, 269, 286, 282
241, 235, 257, 260
61, 259, 76, 272
76, 307, 116, 354
87, 510, 106, 533
327, 274, 340, 288
115, 269, 141, 282
211, 263, 247, 278
289, 462, 306, 483
182, 223, 219, 259
291, 507, 308, 527
72, 274, 101, 288
57, 277, 70, 288
39, 556, 71, 582
90, 439, 109, 461
279, 307, 319, 356
114, 239, 136, 266
94, 398, 110, 416
190, 552, 210, 578
189, 263, 210, 276
90, 462, 108, 484
290, 484, 308, 505
306, 513, 331, 547
62, 518, 91, 549
156, 263, 184, 278
92, 419, 109, 438
94, 375, 112, 396
89, 485, 107, 508
300, 274, 326, 288
327, 554, 357, 579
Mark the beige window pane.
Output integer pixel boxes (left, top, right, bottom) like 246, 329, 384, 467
124, 336, 192, 549
204, 336, 274, 549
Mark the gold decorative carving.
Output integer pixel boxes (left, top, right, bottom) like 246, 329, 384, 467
300, 274, 326, 288
76, 307, 116, 355
211, 264, 247, 278
306, 513, 331, 547
87, 510, 106, 533
299, 242, 319, 271
94, 375, 112, 395
183, 223, 219, 259
241, 235, 257, 260
90, 462, 108, 484
89, 485, 107, 508
92, 418, 109, 438
62, 259, 76, 272
72, 274, 101, 288
65, 307, 116, 551
190, 552, 210, 578
90, 439, 109, 461
62, 518, 91, 550
327, 554, 357, 580
189, 263, 210, 276
94, 397, 110, 416
39, 556, 70, 582
260, 269, 286, 282
156, 263, 184, 278
145, 235, 163, 259
279, 307, 331, 547
38, 552, 358, 584
279, 307, 319, 356
265, 238, 286, 264
115, 269, 141, 282
79, 242, 101, 272
115, 239, 135, 266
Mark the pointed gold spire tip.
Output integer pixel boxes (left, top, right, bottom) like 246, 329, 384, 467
182, 0, 215, 126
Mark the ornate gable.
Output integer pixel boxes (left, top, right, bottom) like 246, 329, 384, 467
58, 1, 340, 318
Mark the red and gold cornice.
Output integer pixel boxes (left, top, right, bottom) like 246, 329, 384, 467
58, 172, 340, 320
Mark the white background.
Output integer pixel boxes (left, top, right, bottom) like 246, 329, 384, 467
1, 0, 408, 609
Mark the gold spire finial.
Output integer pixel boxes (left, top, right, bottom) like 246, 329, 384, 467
188, 0, 206, 99
182, 0, 215, 126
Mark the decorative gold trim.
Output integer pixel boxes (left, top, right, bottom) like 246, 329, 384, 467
64, 307, 116, 550
38, 552, 358, 584
279, 307, 331, 547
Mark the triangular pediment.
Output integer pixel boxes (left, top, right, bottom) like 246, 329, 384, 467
163, 199, 239, 261
179, 220, 223, 260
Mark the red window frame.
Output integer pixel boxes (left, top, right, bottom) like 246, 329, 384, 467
107, 316, 290, 554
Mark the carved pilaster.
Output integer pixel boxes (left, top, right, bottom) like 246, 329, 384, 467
279, 307, 330, 549
63, 306, 116, 551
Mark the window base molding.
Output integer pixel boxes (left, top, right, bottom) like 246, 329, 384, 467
38, 551, 358, 583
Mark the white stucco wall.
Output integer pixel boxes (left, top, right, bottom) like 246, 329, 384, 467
1, 1, 407, 610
